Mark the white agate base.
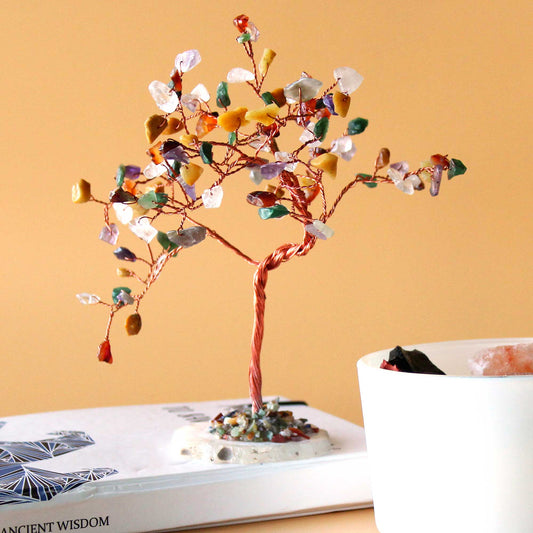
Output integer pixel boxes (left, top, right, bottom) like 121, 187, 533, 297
358, 338, 533, 533
171, 423, 332, 464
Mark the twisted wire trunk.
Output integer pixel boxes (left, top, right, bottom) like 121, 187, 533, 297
249, 234, 316, 412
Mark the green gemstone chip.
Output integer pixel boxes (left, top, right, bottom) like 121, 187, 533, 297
216, 81, 231, 108
258, 204, 290, 219
156, 231, 178, 252
116, 164, 126, 187
138, 191, 168, 209
347, 117, 369, 135
200, 142, 213, 164
314, 117, 330, 142
261, 92, 274, 105
237, 32, 251, 43
448, 158, 467, 179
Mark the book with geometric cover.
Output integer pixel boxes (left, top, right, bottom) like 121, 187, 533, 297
0, 398, 371, 532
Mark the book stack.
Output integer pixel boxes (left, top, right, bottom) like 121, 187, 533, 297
0, 398, 372, 532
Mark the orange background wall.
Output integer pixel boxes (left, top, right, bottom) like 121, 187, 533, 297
2, 0, 531, 424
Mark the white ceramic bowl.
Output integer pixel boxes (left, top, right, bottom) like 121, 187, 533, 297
357, 338, 533, 533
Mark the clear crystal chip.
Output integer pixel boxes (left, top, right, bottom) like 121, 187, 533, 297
227, 68, 255, 83
129, 217, 158, 243
174, 49, 202, 73
202, 185, 224, 208
76, 293, 100, 305
305, 220, 334, 240
148, 80, 179, 113
333, 67, 364, 94
284, 77, 323, 103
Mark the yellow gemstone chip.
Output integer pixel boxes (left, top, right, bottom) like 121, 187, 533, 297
332, 91, 351, 118
259, 48, 276, 77
310, 153, 338, 178
144, 114, 168, 144
217, 107, 249, 132
163, 117, 184, 135
245, 103, 280, 126
72, 179, 91, 203
419, 160, 433, 187
180, 163, 204, 185
300, 175, 316, 187
179, 133, 199, 146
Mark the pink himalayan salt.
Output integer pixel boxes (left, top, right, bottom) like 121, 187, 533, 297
469, 343, 533, 376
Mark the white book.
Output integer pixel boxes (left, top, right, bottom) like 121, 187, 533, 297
0, 398, 372, 532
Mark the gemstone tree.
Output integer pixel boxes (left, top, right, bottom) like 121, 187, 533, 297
74, 15, 466, 421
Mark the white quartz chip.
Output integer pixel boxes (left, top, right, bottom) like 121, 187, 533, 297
202, 185, 223, 208
334, 66, 364, 94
